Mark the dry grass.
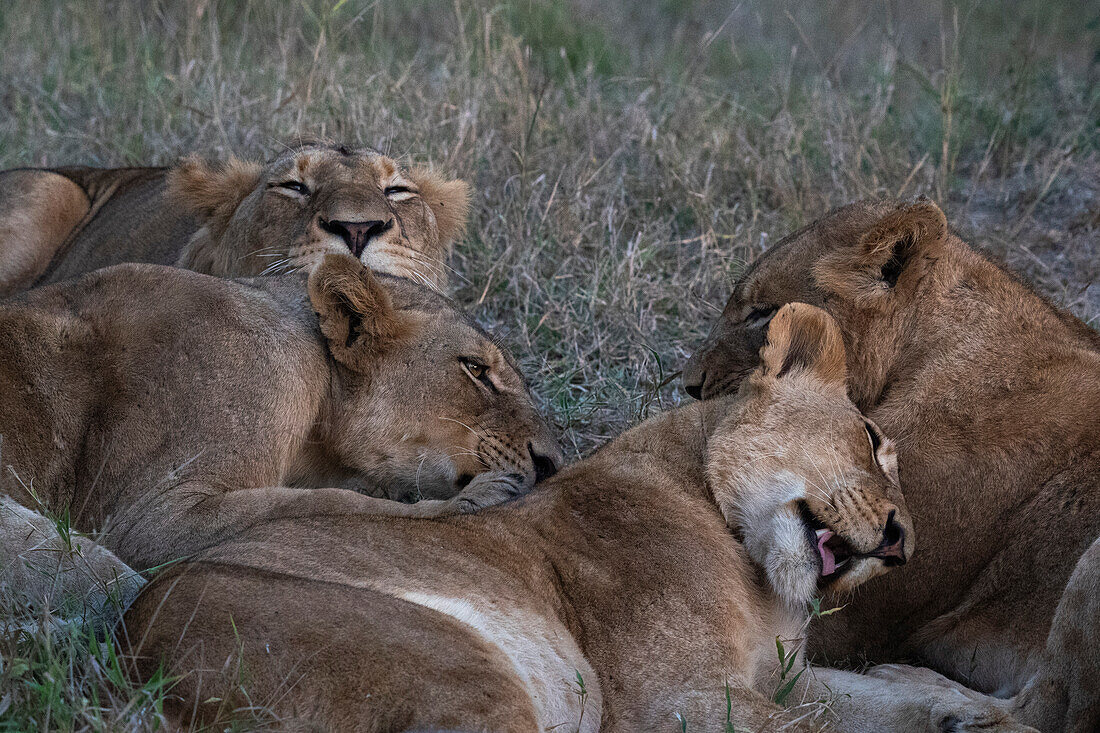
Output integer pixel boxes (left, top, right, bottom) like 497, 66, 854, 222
0, 0, 1097, 729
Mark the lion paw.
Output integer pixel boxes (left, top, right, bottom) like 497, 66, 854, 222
865, 665, 1038, 733
447, 471, 532, 514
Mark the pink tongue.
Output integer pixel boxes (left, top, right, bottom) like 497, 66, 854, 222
816, 530, 837, 576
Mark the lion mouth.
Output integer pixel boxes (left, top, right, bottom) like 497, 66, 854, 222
798, 502, 855, 585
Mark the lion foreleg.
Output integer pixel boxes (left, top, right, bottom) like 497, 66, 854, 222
797, 665, 1037, 732
0, 495, 145, 634
116, 473, 534, 568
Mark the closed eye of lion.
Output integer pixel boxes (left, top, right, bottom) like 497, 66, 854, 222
0, 141, 470, 296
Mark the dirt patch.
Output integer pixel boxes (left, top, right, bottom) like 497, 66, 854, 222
951, 157, 1100, 326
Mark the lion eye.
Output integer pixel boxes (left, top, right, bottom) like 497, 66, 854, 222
865, 421, 883, 460
865, 422, 881, 452
384, 185, 416, 200
460, 358, 496, 392
273, 180, 310, 195
744, 305, 777, 327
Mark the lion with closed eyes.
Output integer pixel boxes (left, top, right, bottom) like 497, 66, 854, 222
0, 254, 559, 635
0, 141, 468, 295
684, 196, 1100, 731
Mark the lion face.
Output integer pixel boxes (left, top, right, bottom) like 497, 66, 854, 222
683, 197, 948, 407
170, 143, 470, 291
306, 255, 561, 501
707, 304, 913, 607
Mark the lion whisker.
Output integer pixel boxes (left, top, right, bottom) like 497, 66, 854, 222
438, 416, 481, 437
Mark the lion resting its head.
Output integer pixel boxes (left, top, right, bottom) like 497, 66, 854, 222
0, 142, 469, 295
0, 254, 558, 630
684, 196, 1100, 731
170, 143, 469, 288
707, 303, 910, 608
123, 304, 1029, 732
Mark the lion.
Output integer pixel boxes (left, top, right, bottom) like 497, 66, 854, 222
123, 304, 1033, 732
0, 141, 469, 296
0, 254, 559, 630
683, 196, 1100, 732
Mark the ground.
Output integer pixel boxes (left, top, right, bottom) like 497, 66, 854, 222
0, 0, 1096, 729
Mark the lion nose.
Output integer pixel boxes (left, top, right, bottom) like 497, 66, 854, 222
528, 440, 562, 483
682, 354, 707, 400
684, 372, 705, 400
869, 509, 907, 566
321, 218, 394, 258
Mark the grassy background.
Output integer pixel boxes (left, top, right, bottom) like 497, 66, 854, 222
0, 0, 1097, 729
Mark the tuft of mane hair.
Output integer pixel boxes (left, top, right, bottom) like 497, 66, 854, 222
166, 155, 262, 232
411, 167, 472, 249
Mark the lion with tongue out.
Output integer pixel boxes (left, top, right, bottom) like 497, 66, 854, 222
124, 303, 1033, 732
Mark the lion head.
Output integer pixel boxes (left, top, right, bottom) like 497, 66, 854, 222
168, 142, 470, 291
707, 303, 914, 607
301, 254, 561, 500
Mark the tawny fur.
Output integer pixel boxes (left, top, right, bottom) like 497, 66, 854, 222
0, 170, 90, 293
165, 155, 263, 234
308, 254, 412, 369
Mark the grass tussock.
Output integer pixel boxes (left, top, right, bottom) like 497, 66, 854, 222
1, 0, 1098, 729
0, 620, 174, 732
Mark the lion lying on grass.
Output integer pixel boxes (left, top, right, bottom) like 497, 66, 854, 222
125, 304, 1032, 732
0, 254, 558, 629
684, 196, 1100, 731
0, 141, 468, 296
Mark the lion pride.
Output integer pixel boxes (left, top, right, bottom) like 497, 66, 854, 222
123, 304, 1033, 732
683, 196, 1100, 732
0, 141, 469, 296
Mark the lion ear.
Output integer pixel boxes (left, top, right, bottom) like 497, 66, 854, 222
858, 196, 947, 287
307, 254, 410, 371
815, 196, 948, 298
409, 167, 471, 255
755, 303, 846, 390
167, 155, 262, 231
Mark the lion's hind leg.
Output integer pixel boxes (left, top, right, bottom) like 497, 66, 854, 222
1013, 534, 1100, 733
0, 169, 89, 297
123, 562, 542, 733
